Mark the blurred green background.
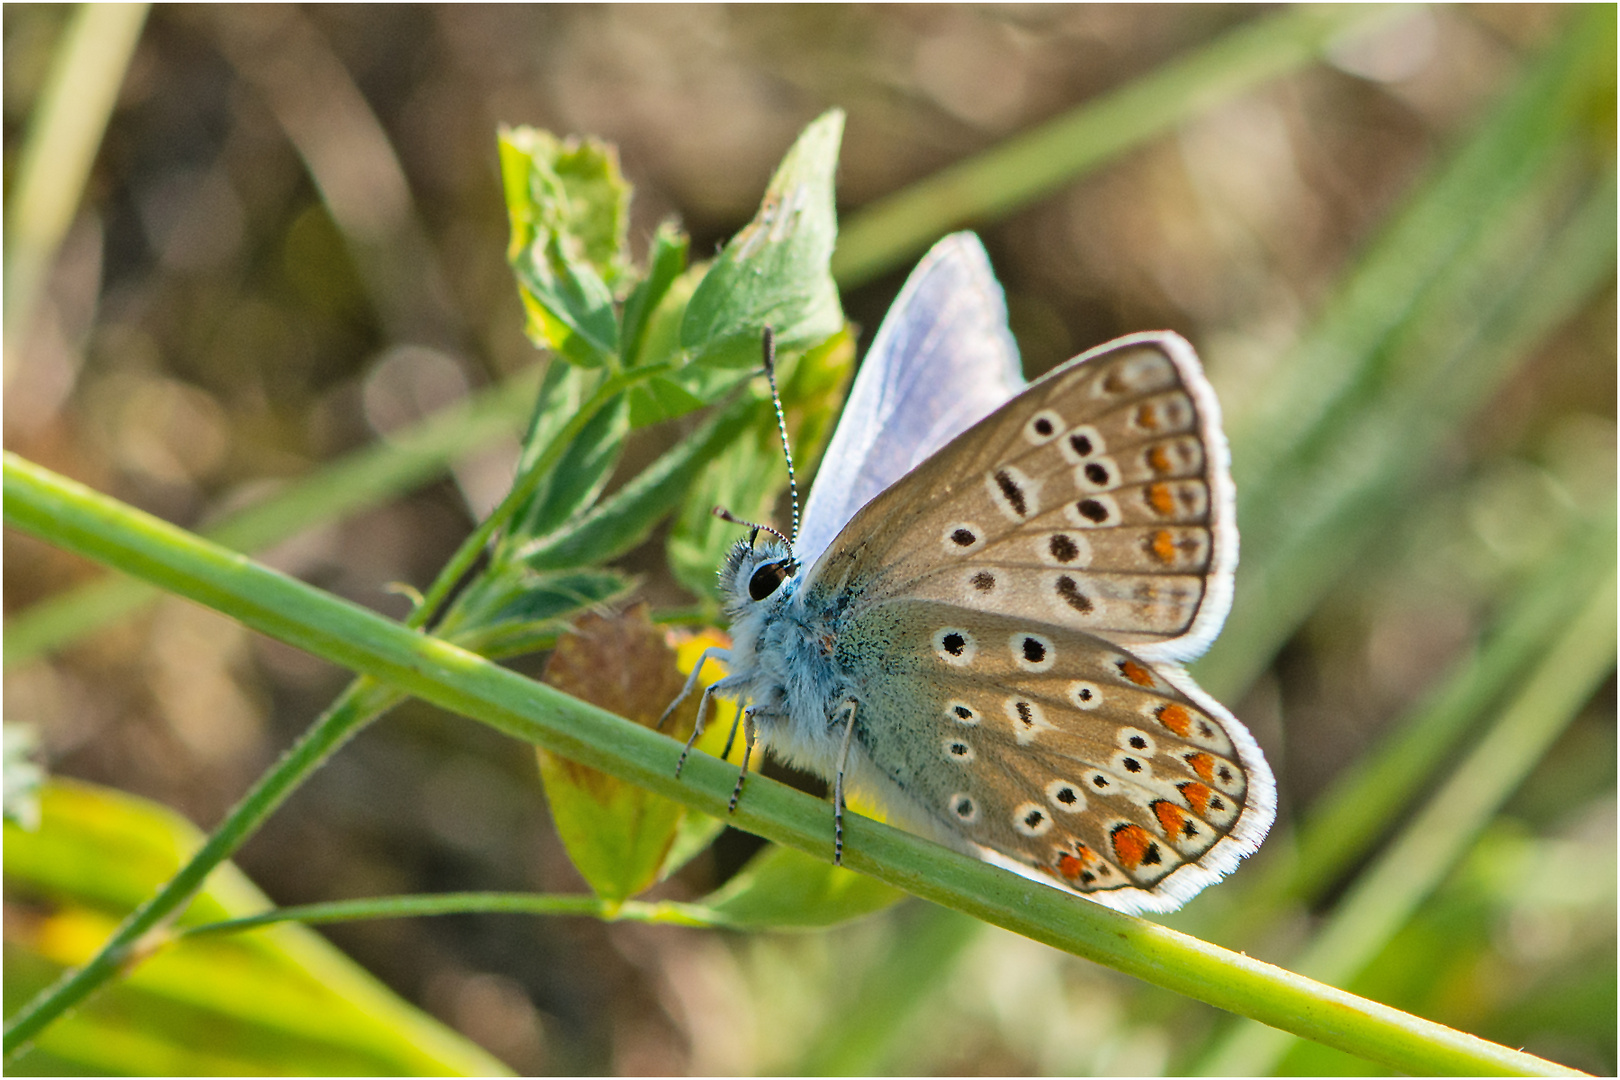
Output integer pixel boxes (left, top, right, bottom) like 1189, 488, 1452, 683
4, 5, 1613, 1075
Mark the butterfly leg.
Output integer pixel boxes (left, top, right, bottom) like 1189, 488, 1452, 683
727, 709, 758, 814
673, 680, 719, 779
719, 698, 747, 761
832, 697, 859, 866
657, 646, 731, 732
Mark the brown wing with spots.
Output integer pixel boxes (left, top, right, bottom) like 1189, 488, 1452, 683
804, 332, 1236, 660
839, 601, 1274, 911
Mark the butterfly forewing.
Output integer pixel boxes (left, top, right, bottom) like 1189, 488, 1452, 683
838, 601, 1269, 908
796, 233, 1024, 566
807, 334, 1235, 657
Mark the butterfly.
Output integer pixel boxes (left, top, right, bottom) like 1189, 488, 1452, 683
671, 232, 1275, 913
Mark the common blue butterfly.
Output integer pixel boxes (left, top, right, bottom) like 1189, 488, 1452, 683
672, 233, 1274, 913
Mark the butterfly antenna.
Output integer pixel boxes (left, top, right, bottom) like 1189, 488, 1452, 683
761, 327, 800, 549
712, 506, 790, 549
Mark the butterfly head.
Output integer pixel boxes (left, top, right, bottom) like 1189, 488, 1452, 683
719, 529, 799, 620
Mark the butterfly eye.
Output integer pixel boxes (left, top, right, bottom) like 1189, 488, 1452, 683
748, 559, 794, 602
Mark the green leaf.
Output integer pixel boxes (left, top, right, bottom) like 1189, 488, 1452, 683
659, 810, 728, 881
680, 110, 845, 368
632, 261, 701, 372
621, 221, 689, 368
522, 391, 766, 572
696, 844, 904, 929
499, 126, 629, 286
447, 568, 633, 659
508, 391, 630, 543
4, 780, 508, 1076
499, 127, 631, 366
626, 375, 706, 429
510, 238, 619, 366
632, 258, 765, 411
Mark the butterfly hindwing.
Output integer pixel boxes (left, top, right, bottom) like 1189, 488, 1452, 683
837, 601, 1273, 911
805, 332, 1235, 661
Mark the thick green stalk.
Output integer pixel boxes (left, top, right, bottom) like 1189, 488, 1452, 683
1, 454, 1580, 1077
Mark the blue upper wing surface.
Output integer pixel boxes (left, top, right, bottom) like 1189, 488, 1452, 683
796, 233, 1026, 566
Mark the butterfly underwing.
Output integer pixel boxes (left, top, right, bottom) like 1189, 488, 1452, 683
681, 233, 1275, 913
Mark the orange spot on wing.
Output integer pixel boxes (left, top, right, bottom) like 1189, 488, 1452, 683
1156, 703, 1192, 735
1053, 843, 1103, 880
1185, 752, 1216, 783
1118, 660, 1155, 687
1154, 800, 1188, 836
1111, 824, 1153, 870
1145, 482, 1176, 516
1179, 781, 1214, 815
1135, 403, 1159, 430
1147, 444, 1173, 474
1151, 529, 1178, 564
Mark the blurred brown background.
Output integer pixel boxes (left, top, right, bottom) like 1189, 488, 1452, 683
4, 5, 1611, 1074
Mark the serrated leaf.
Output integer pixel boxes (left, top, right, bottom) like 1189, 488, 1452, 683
680, 110, 845, 368
695, 843, 904, 929
499, 127, 629, 284
499, 127, 631, 366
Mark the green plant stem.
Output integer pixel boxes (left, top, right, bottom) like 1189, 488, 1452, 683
830, 4, 1403, 288
0, 673, 397, 1057
1200, 570, 1617, 1076
5, 365, 541, 667
4, 3, 149, 356
409, 359, 670, 627
178, 892, 733, 936
1, 454, 1581, 1077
